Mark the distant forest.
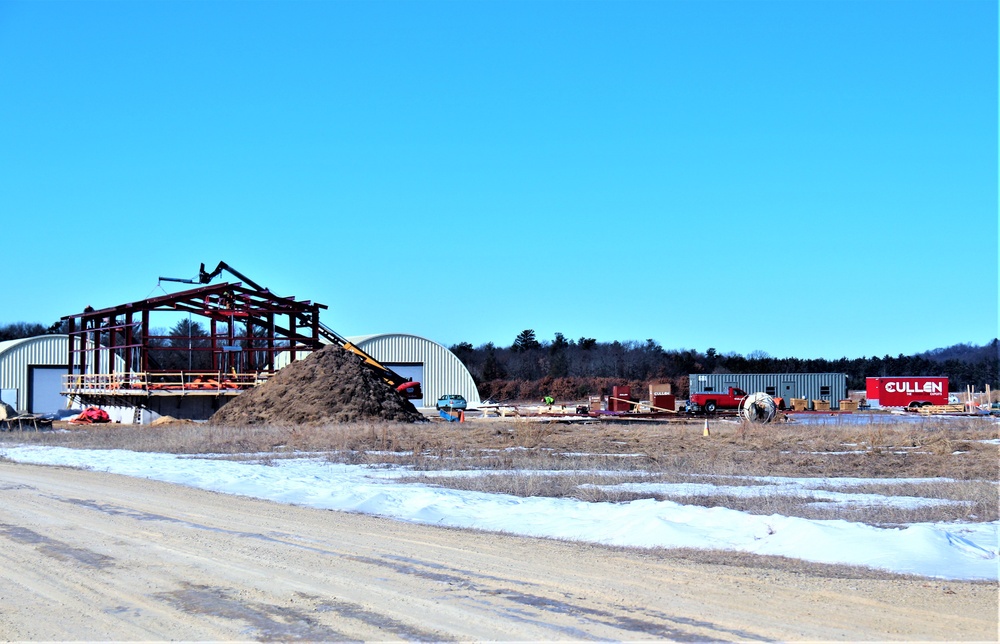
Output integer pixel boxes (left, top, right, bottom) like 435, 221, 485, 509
448, 331, 1000, 402
2, 322, 997, 402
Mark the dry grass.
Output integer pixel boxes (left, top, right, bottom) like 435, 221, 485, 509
396, 471, 656, 503
663, 491, 989, 526
395, 468, 997, 525
2, 414, 997, 526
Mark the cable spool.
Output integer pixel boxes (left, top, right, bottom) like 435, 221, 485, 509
740, 392, 777, 423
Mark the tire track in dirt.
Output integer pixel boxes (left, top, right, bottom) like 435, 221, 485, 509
44, 494, 737, 640
0, 461, 996, 641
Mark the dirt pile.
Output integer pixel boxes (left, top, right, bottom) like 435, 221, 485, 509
209, 345, 424, 425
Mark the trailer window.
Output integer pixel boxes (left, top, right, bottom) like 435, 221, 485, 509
765, 386, 776, 396
820, 385, 831, 396
703, 386, 714, 392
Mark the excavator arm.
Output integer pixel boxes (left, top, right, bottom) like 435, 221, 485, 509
197, 262, 267, 292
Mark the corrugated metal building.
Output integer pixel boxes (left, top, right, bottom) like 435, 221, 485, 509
347, 334, 481, 409
0, 335, 70, 413
0, 335, 139, 419
688, 373, 848, 409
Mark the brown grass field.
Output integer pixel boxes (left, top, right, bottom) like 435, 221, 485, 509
2, 413, 997, 528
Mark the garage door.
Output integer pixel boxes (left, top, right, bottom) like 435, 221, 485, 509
29, 366, 72, 414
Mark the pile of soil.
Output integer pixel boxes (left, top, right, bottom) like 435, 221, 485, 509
209, 345, 425, 426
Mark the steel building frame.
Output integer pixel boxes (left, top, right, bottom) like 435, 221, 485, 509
61, 281, 327, 401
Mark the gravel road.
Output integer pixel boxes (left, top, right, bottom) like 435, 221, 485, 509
0, 462, 995, 641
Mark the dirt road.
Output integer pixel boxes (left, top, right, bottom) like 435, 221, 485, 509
0, 462, 995, 641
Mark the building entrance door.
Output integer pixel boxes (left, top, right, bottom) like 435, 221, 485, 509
29, 366, 72, 414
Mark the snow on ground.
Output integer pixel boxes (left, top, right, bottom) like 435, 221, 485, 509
583, 479, 964, 510
0, 445, 996, 581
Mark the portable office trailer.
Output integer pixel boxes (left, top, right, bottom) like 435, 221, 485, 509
688, 373, 848, 409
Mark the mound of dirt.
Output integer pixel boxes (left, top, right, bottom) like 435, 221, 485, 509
209, 344, 424, 426
150, 416, 195, 427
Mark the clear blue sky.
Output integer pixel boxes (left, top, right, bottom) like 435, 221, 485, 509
1, 0, 996, 360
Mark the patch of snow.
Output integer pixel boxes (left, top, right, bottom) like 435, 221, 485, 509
0, 446, 995, 581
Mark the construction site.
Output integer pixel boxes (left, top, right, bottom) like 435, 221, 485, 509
0, 263, 996, 641
0, 260, 992, 430
54, 262, 427, 425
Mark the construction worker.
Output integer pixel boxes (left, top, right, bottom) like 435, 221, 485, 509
542, 395, 554, 406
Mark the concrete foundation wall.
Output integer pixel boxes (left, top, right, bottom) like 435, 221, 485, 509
146, 395, 235, 421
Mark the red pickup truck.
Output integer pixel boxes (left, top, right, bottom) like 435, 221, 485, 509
686, 387, 748, 413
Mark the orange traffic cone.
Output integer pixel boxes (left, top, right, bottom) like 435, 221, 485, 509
703, 418, 710, 437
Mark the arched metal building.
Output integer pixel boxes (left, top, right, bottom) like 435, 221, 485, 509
347, 334, 481, 409
0, 335, 70, 414
0, 335, 137, 419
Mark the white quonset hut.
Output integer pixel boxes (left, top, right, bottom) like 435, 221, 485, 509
0, 335, 71, 414
346, 334, 481, 409
0, 335, 143, 421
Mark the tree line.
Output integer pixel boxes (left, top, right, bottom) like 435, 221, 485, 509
2, 321, 997, 401
448, 330, 1000, 402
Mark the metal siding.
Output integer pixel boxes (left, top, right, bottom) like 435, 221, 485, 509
351, 334, 481, 408
0, 336, 68, 413
688, 373, 847, 409
0, 335, 128, 413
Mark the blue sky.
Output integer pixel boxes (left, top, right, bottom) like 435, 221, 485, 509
0, 0, 996, 359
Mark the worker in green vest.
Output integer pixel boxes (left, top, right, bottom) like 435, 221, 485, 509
542, 395, 555, 406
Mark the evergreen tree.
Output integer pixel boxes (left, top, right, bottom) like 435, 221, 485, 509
548, 351, 569, 378
450, 341, 474, 359
481, 343, 506, 380
167, 319, 211, 370
512, 329, 541, 352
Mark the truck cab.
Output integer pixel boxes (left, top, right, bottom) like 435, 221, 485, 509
686, 387, 748, 413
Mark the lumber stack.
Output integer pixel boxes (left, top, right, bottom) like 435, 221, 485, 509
917, 403, 966, 415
